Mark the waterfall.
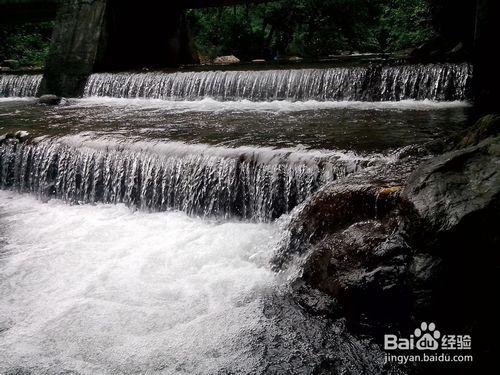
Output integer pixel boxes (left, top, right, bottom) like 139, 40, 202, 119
84, 63, 472, 102
0, 74, 42, 97
0, 139, 381, 221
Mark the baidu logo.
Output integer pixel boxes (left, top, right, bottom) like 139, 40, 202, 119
384, 322, 471, 351
414, 322, 440, 350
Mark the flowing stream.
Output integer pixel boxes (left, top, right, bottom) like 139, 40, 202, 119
0, 62, 472, 374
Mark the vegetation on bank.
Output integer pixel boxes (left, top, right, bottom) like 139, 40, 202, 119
0, 21, 53, 68
0, 0, 435, 67
188, 0, 436, 61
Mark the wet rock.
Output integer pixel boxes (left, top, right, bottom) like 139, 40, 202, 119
299, 219, 411, 325
271, 183, 403, 270
454, 114, 500, 149
402, 134, 500, 250
38, 94, 61, 105
213, 55, 240, 65
0, 133, 17, 145
15, 130, 30, 142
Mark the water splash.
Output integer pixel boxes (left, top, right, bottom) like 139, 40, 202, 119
84, 63, 471, 102
0, 74, 42, 97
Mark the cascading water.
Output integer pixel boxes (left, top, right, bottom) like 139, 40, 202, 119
0, 74, 42, 97
0, 138, 376, 221
84, 63, 472, 101
0, 61, 472, 374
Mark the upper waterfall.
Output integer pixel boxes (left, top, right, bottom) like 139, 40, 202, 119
0, 74, 42, 97
84, 63, 472, 102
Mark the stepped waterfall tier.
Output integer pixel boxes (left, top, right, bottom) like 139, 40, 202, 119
0, 74, 42, 97
0, 63, 471, 101
0, 139, 378, 221
84, 63, 472, 102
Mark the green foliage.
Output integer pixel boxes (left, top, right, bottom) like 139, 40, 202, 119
0, 22, 53, 67
380, 0, 436, 51
188, 0, 436, 60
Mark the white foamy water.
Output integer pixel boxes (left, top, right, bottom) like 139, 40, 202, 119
0, 191, 278, 374
71, 97, 471, 113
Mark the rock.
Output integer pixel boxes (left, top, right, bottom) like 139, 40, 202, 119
251, 59, 266, 63
0, 131, 30, 145
198, 53, 213, 65
272, 179, 405, 271
402, 135, 500, 249
213, 55, 240, 65
401, 134, 500, 365
2, 59, 19, 68
0, 133, 17, 145
38, 94, 61, 105
278, 131, 500, 353
15, 131, 30, 142
299, 219, 411, 325
0, 67, 11, 72
288, 56, 303, 62
454, 114, 500, 149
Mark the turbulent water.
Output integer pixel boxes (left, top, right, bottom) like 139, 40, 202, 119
0, 74, 42, 97
0, 191, 394, 374
84, 63, 472, 102
0, 138, 377, 221
0, 191, 277, 373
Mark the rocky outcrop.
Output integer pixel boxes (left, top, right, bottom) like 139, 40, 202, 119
275, 116, 500, 369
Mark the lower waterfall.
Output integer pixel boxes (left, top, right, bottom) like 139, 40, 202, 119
0, 138, 383, 221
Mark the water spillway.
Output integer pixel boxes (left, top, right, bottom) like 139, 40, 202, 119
0, 63, 471, 101
0, 74, 42, 97
0, 139, 377, 221
84, 63, 472, 102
